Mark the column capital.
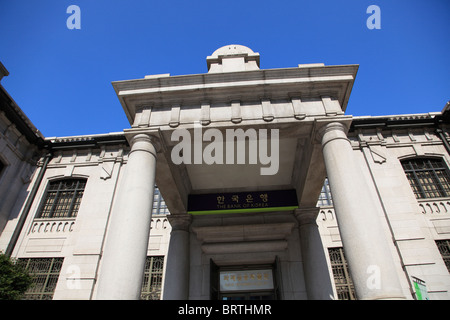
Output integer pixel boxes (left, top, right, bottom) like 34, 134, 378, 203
294, 207, 320, 226
126, 132, 161, 156
317, 122, 350, 148
168, 214, 192, 231
318, 121, 347, 134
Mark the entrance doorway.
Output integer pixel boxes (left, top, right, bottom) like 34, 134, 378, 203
210, 259, 281, 300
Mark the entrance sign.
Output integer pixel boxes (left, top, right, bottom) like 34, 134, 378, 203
220, 270, 274, 292
188, 189, 298, 215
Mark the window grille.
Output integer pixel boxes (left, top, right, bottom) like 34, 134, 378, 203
328, 247, 356, 300
436, 240, 450, 273
38, 179, 86, 218
401, 158, 450, 199
18, 257, 64, 300
317, 178, 333, 206
152, 187, 169, 215
140, 256, 164, 300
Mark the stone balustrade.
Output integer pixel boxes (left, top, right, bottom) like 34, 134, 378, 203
319, 207, 336, 221
418, 199, 450, 215
29, 218, 76, 235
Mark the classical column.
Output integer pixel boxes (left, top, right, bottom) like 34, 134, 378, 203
96, 134, 158, 300
295, 207, 334, 300
319, 122, 405, 300
162, 214, 192, 300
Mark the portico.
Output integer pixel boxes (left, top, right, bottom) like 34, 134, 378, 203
94, 45, 405, 300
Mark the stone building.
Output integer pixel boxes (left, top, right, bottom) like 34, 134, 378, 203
0, 46, 449, 300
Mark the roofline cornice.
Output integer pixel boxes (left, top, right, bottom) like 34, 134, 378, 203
112, 64, 359, 125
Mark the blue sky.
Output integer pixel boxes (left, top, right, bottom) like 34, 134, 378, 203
0, 0, 449, 137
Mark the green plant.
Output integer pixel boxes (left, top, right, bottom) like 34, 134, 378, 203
0, 253, 33, 300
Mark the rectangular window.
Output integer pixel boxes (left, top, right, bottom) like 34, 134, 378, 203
436, 240, 450, 273
317, 178, 333, 206
38, 179, 86, 218
328, 247, 356, 300
18, 257, 64, 300
140, 256, 164, 300
152, 187, 169, 215
402, 158, 450, 199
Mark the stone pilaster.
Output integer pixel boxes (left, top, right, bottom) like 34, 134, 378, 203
95, 133, 158, 300
295, 207, 334, 300
162, 214, 192, 300
319, 122, 405, 300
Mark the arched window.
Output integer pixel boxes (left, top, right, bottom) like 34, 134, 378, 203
37, 179, 87, 218
401, 158, 450, 199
